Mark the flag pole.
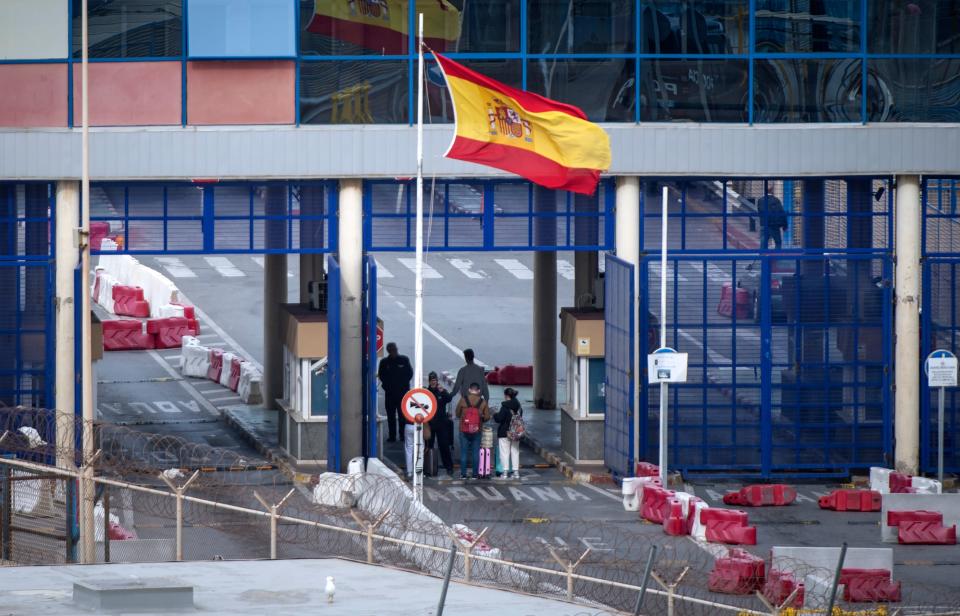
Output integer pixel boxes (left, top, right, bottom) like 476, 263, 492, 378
413, 12, 425, 503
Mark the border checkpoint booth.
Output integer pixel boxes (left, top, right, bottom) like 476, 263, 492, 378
559, 308, 606, 463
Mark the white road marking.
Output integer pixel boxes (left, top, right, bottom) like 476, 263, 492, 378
577, 481, 622, 502
251, 255, 292, 277
398, 257, 442, 278
196, 334, 220, 339
204, 256, 245, 278
649, 262, 689, 282
556, 260, 575, 281
164, 355, 182, 362
208, 395, 242, 403
146, 349, 220, 416
687, 261, 731, 284
177, 291, 262, 372
448, 258, 486, 279
196, 387, 225, 394
374, 259, 394, 278
679, 330, 731, 365
156, 257, 197, 278
495, 258, 533, 279
403, 309, 488, 368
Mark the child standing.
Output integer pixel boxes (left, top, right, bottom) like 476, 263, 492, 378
494, 388, 524, 479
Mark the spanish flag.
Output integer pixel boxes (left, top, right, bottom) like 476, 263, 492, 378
307, 1, 461, 55
433, 53, 611, 196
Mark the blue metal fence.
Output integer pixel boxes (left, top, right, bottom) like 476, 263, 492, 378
634, 178, 893, 477
366, 179, 614, 252
603, 254, 634, 480
921, 178, 960, 473
364, 254, 379, 459
0, 183, 55, 410
90, 181, 337, 255
327, 255, 341, 472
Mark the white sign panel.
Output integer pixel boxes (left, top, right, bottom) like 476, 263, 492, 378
647, 352, 688, 384
927, 356, 958, 388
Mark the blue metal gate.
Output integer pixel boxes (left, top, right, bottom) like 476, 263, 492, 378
921, 178, 960, 473
626, 178, 894, 478
363, 255, 379, 459
604, 254, 634, 480
327, 255, 342, 471
640, 254, 892, 477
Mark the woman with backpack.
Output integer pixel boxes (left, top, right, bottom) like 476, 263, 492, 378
454, 382, 490, 480
494, 387, 524, 480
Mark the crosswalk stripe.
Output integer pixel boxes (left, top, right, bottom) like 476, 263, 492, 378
448, 258, 486, 279
250, 255, 293, 277
687, 262, 730, 283
204, 256, 245, 278
398, 258, 442, 278
556, 260, 575, 281
156, 257, 197, 278
494, 258, 533, 280
374, 259, 394, 278
649, 262, 689, 282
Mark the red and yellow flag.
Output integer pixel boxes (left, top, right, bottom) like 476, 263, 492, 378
434, 53, 611, 196
307, 1, 461, 55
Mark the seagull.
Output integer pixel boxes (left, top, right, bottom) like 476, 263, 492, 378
325, 576, 336, 603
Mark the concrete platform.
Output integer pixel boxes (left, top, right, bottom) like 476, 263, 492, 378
0, 558, 616, 615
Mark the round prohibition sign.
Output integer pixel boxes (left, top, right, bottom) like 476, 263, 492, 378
401, 388, 437, 424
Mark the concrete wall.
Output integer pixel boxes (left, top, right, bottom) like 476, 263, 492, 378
72, 63, 182, 127
3, 123, 960, 180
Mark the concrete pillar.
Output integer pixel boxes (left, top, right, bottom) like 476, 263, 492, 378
615, 177, 641, 460
299, 184, 326, 303
263, 187, 288, 410
338, 179, 364, 468
573, 193, 600, 308
55, 182, 79, 468
533, 186, 557, 409
894, 175, 921, 475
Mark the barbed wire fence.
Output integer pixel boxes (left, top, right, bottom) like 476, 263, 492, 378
2, 407, 960, 616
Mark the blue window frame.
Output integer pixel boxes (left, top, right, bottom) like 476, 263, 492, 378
4, 0, 960, 126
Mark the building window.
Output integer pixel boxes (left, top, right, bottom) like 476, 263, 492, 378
753, 58, 862, 122
526, 59, 635, 122
867, 58, 960, 122
528, 0, 635, 54
299, 61, 409, 124
72, 0, 182, 58
640, 59, 749, 122
868, 1, 960, 54
640, 1, 749, 54
188, 0, 295, 58
754, 0, 861, 53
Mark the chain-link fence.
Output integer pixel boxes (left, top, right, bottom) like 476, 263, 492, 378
2, 407, 960, 616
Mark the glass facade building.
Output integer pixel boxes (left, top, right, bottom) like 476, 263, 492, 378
1, 1, 956, 127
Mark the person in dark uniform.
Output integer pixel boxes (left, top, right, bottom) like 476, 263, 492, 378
758, 185, 788, 249
377, 342, 413, 442
426, 371, 455, 477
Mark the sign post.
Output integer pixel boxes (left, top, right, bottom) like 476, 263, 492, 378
925, 350, 957, 483
401, 387, 437, 503
648, 348, 688, 487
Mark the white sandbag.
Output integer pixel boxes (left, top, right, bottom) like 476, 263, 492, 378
689, 501, 711, 542
96, 273, 119, 313
99, 238, 119, 252
181, 336, 200, 347
912, 476, 943, 494
157, 303, 186, 318
219, 352, 237, 388
180, 343, 211, 378
238, 362, 263, 405
870, 467, 892, 494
